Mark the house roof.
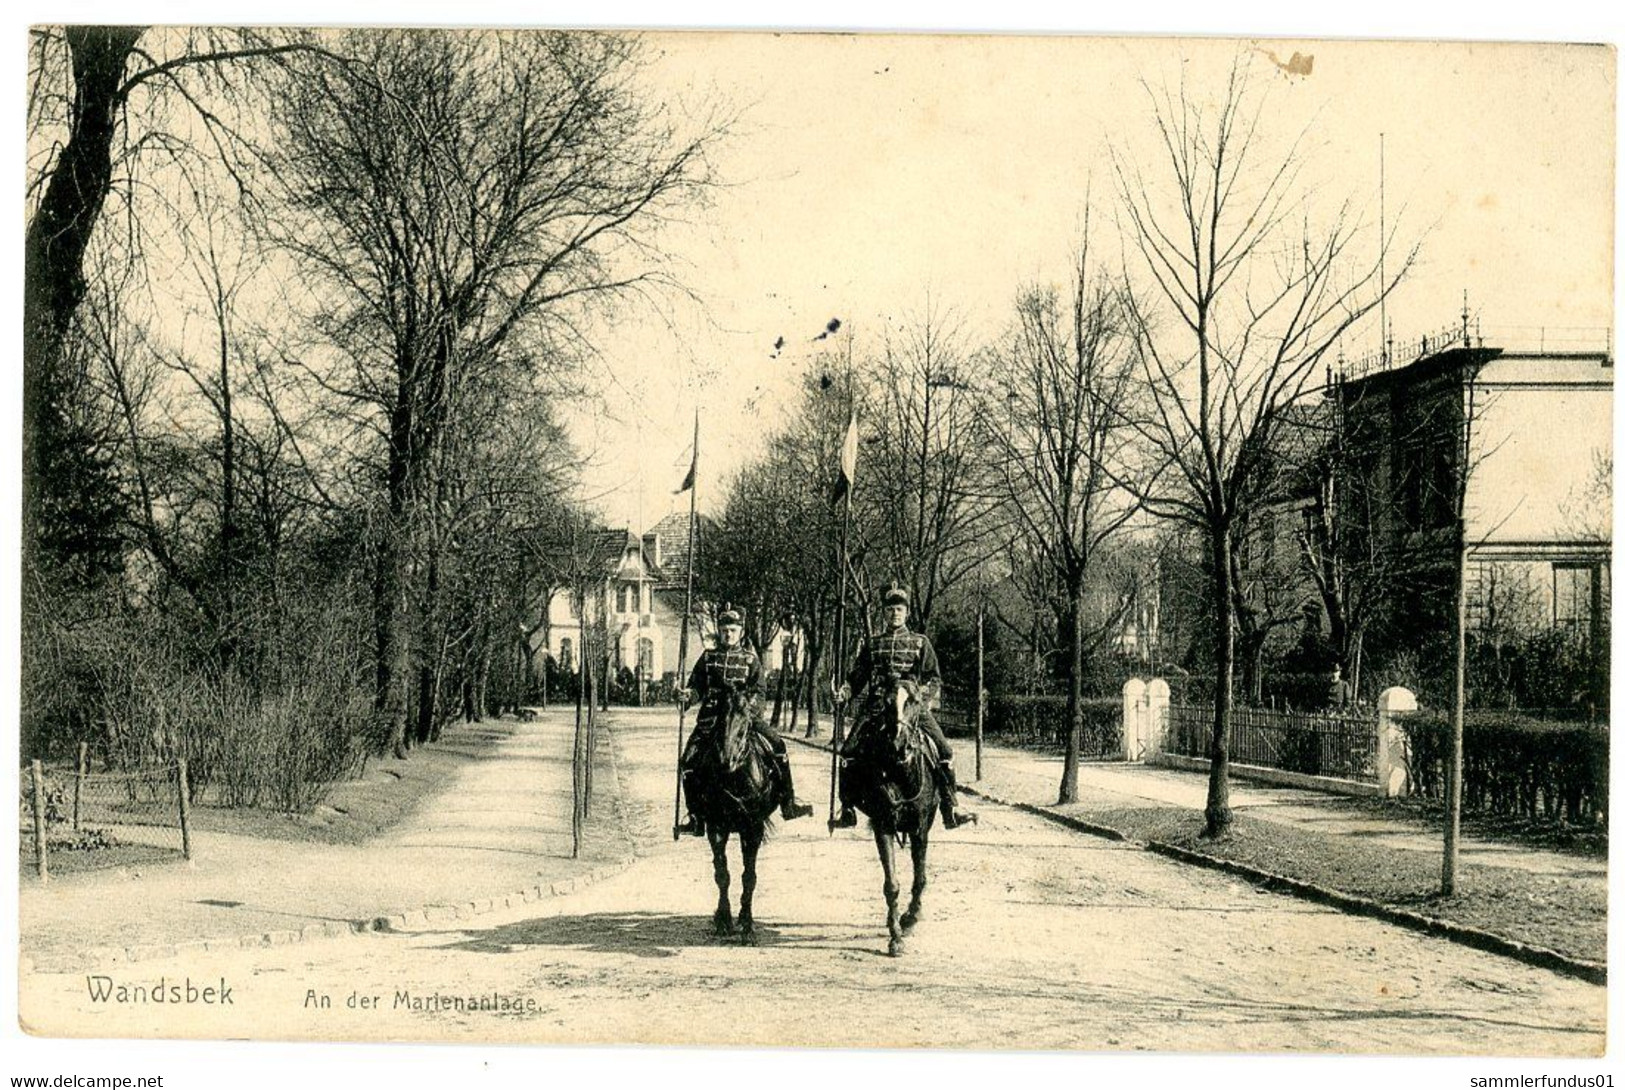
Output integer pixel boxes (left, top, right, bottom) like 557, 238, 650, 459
647, 511, 711, 588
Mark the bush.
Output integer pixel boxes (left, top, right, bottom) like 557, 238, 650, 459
976, 695, 1121, 757
1396, 710, 1607, 825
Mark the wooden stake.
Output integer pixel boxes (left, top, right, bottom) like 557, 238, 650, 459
30, 760, 48, 882
177, 759, 193, 860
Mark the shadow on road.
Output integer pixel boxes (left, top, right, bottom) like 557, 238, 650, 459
428, 911, 894, 960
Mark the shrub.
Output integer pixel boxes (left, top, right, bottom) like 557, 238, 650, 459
974, 695, 1121, 757
1396, 710, 1607, 825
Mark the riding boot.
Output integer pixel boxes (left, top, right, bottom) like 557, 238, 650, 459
677, 773, 706, 836
830, 761, 860, 827
775, 753, 813, 820
935, 761, 977, 829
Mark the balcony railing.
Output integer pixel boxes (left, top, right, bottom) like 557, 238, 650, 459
1337, 322, 1612, 383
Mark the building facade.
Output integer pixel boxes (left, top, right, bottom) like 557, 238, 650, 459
1332, 334, 1611, 709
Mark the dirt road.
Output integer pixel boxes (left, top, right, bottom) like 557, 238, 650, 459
19, 711, 1605, 1054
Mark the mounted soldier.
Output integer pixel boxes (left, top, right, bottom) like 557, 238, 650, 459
832, 584, 977, 831
676, 607, 814, 837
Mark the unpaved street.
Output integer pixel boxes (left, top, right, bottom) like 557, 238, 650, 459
20, 712, 1605, 1054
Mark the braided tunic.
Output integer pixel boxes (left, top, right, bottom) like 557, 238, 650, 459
686, 645, 763, 735
846, 628, 941, 709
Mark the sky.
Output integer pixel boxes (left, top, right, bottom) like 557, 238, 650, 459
571, 33, 1615, 532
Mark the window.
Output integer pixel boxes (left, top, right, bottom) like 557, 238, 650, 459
637, 638, 655, 677
1392, 394, 1460, 533
558, 638, 574, 672
1553, 564, 1600, 642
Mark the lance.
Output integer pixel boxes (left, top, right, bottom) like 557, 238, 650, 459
827, 401, 858, 833
672, 413, 699, 840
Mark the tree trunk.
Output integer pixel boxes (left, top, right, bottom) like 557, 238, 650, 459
771, 635, 790, 728
1205, 523, 1236, 837
803, 638, 822, 737
24, 28, 142, 563
1058, 572, 1085, 804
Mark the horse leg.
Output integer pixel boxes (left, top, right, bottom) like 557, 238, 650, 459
874, 827, 903, 956
709, 828, 734, 935
738, 824, 762, 944
900, 830, 928, 932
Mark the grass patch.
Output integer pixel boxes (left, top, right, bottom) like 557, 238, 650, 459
1071, 804, 1605, 964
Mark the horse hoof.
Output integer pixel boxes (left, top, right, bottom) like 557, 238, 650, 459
739, 928, 758, 946
900, 911, 920, 932
887, 937, 906, 957
712, 916, 734, 936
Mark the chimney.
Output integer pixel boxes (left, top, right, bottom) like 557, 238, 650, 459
642, 532, 661, 569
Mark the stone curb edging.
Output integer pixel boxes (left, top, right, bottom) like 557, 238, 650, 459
30, 719, 642, 977
955, 780, 1606, 987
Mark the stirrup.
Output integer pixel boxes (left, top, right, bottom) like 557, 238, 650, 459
829, 808, 859, 829
676, 815, 706, 837
781, 799, 814, 820
941, 808, 978, 830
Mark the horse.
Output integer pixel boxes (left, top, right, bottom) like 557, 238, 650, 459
683, 689, 782, 944
840, 677, 938, 956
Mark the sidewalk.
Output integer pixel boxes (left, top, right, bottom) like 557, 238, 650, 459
965, 747, 1607, 881
952, 743, 1606, 976
20, 709, 636, 973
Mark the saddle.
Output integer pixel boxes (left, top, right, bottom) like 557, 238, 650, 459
685, 697, 780, 827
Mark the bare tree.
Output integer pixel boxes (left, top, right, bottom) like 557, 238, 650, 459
987, 233, 1142, 803
1112, 60, 1418, 837
264, 29, 716, 757
859, 306, 1006, 626
24, 27, 327, 576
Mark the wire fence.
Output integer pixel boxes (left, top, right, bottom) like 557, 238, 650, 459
19, 752, 192, 880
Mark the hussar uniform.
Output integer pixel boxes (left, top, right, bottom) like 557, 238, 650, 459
833, 587, 976, 830
677, 610, 813, 836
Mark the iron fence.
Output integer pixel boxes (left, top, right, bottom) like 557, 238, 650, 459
1166, 704, 1379, 783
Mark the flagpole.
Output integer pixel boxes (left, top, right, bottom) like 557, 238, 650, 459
828, 484, 852, 833
673, 413, 699, 841
827, 388, 858, 834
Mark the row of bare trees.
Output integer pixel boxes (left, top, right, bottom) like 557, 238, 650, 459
23, 28, 717, 803
706, 61, 1415, 835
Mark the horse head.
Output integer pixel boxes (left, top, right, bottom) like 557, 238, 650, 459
882, 675, 924, 757
716, 688, 756, 772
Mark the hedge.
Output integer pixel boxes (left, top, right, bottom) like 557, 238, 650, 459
946, 695, 1121, 758
1396, 710, 1607, 826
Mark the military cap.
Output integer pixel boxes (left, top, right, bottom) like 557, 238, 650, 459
718, 606, 743, 626
881, 583, 909, 607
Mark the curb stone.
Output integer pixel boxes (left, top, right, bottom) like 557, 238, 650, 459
958, 780, 1606, 986
35, 717, 644, 976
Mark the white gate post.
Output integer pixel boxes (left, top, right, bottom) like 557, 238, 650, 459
1121, 678, 1147, 761
1146, 679, 1170, 759
1376, 686, 1417, 798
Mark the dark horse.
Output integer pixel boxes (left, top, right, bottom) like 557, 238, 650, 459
683, 690, 782, 944
841, 678, 938, 956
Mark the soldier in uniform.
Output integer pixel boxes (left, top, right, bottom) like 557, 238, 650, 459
832, 585, 977, 830
676, 607, 815, 836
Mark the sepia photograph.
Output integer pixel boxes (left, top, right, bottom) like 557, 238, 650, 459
9, 4, 1618, 1083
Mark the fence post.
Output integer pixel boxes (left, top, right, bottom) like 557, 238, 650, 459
1121, 678, 1147, 761
1376, 687, 1416, 798
30, 760, 49, 882
74, 742, 88, 832
176, 759, 194, 861
1146, 679, 1170, 759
